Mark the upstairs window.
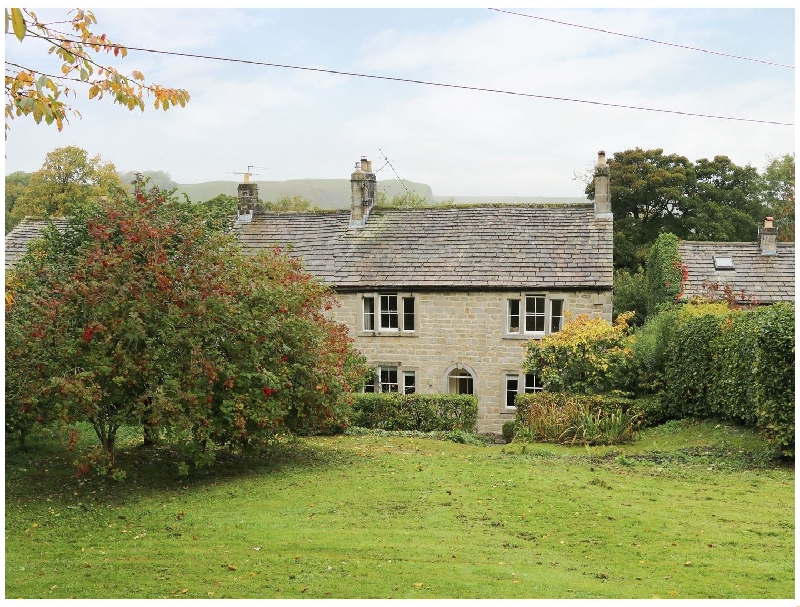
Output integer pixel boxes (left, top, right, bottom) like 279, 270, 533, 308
362, 293, 416, 335
507, 295, 562, 336
525, 295, 545, 333
507, 299, 521, 333
403, 297, 415, 331
363, 297, 375, 331
380, 294, 398, 330
550, 300, 564, 333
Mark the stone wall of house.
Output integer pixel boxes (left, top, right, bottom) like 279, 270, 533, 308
331, 289, 613, 435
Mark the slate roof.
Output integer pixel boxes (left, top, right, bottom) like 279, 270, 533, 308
678, 241, 795, 303
4, 218, 69, 267
232, 205, 613, 291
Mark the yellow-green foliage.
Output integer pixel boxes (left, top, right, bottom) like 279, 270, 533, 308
525, 312, 633, 394
514, 392, 640, 446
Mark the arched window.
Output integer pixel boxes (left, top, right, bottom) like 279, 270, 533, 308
447, 369, 474, 395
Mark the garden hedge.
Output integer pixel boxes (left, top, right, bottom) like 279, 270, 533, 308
350, 393, 478, 433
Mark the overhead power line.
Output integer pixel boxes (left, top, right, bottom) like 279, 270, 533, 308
378, 149, 408, 192
16, 35, 792, 127
488, 8, 795, 70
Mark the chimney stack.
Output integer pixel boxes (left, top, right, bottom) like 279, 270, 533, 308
349, 156, 377, 229
593, 150, 612, 216
759, 217, 777, 256
236, 173, 261, 223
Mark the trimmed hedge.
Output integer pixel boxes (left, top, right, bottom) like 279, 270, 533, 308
752, 303, 795, 456
633, 302, 794, 456
350, 393, 478, 433
661, 311, 726, 419
514, 392, 640, 446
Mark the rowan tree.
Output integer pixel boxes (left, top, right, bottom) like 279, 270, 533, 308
5, 8, 189, 135
5, 177, 368, 470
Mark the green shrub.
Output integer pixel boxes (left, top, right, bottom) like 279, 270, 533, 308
502, 421, 516, 443
524, 312, 634, 394
752, 303, 795, 457
514, 393, 640, 446
351, 393, 478, 433
707, 311, 758, 425
629, 306, 680, 396
645, 233, 684, 316
661, 310, 726, 419
634, 394, 670, 428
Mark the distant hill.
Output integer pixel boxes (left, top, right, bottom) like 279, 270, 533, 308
435, 195, 587, 205
176, 179, 433, 210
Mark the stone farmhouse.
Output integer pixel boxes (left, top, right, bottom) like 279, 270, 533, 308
678, 217, 795, 305
4, 152, 615, 434
233, 153, 614, 433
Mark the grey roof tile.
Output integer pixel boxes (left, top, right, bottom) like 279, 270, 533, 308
233, 205, 613, 290
679, 241, 795, 303
5, 218, 69, 267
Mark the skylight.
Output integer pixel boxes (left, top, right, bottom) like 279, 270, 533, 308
714, 256, 735, 271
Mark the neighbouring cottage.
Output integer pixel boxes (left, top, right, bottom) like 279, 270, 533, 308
678, 218, 795, 305
4, 153, 615, 434
233, 153, 614, 433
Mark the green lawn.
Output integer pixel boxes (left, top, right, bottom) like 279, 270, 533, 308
5, 420, 794, 599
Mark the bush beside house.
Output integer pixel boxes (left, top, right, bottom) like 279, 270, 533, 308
350, 393, 478, 433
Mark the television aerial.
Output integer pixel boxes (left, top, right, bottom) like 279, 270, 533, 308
227, 165, 267, 183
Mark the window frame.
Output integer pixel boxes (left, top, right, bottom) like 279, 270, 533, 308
360, 292, 417, 336
505, 372, 543, 410
505, 294, 565, 338
363, 366, 417, 394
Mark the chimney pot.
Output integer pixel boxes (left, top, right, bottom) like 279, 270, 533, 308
593, 150, 611, 216
759, 216, 778, 256
350, 157, 376, 229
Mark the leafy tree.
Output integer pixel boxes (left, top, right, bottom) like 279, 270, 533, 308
585, 148, 692, 272
266, 194, 319, 212
196, 193, 238, 221
10, 146, 121, 223
5, 8, 189, 134
682, 155, 761, 242
524, 312, 634, 394
5, 178, 368, 469
759, 153, 794, 241
119, 170, 178, 191
5, 170, 31, 232
585, 148, 771, 272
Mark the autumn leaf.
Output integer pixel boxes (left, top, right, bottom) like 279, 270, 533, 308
9, 8, 26, 41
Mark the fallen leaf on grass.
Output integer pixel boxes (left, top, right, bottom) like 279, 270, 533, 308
228, 565, 237, 571
413, 583, 423, 588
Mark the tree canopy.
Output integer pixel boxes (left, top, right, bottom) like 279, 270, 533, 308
5, 177, 368, 471
586, 148, 788, 273
5, 8, 189, 134
9, 145, 121, 228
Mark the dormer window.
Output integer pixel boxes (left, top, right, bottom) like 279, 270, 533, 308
714, 256, 735, 271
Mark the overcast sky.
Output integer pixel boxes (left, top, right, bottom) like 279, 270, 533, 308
3, 6, 795, 198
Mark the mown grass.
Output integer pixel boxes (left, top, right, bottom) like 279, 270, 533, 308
5, 419, 794, 599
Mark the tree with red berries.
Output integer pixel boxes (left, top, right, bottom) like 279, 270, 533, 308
5, 177, 367, 470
